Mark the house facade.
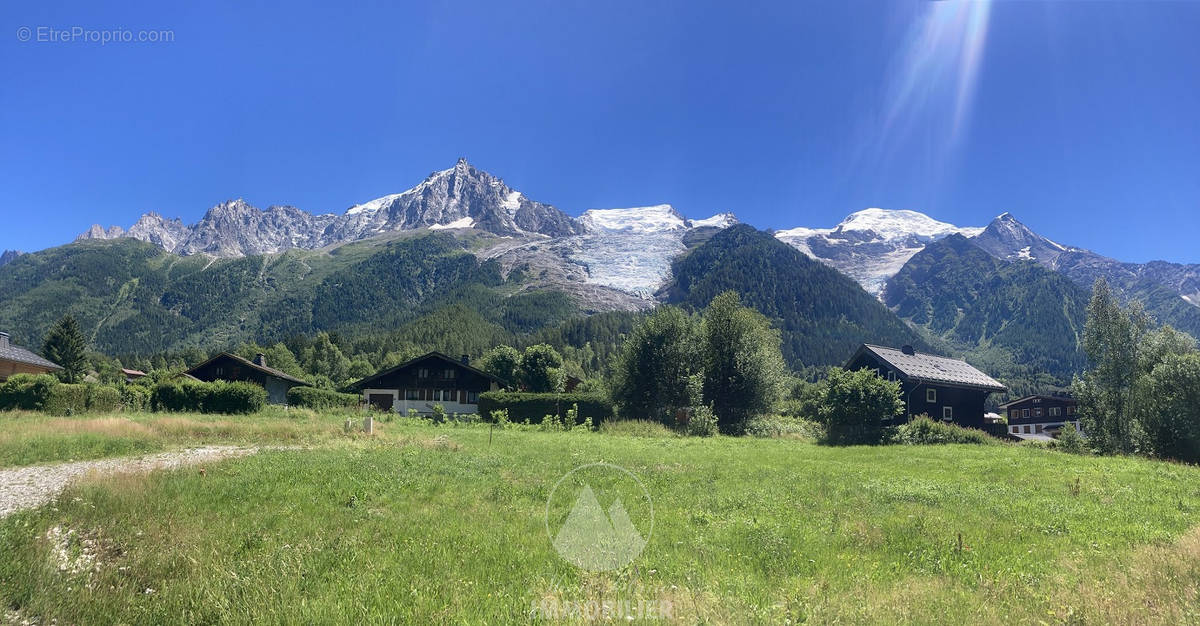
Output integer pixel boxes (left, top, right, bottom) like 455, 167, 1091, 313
0, 332, 62, 381
999, 394, 1080, 439
350, 352, 506, 415
184, 352, 307, 405
844, 344, 1008, 428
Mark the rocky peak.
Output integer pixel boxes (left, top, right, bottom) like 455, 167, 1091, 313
972, 212, 1068, 266
0, 249, 22, 267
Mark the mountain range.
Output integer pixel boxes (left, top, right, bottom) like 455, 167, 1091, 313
4, 159, 1199, 391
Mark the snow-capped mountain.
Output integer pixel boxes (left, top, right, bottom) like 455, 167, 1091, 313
775, 208, 983, 296
77, 159, 581, 257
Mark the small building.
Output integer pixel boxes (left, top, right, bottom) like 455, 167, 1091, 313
844, 344, 1008, 427
349, 352, 507, 415
999, 393, 1080, 439
184, 352, 307, 405
0, 331, 62, 381
121, 368, 147, 382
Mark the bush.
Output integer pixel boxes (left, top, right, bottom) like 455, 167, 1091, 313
85, 385, 122, 413
746, 415, 825, 441
685, 406, 719, 437
0, 373, 59, 411
478, 391, 612, 426
1055, 422, 1089, 454
893, 416, 998, 445
151, 379, 266, 414
119, 384, 151, 412
43, 383, 90, 415
820, 368, 904, 445
287, 386, 360, 410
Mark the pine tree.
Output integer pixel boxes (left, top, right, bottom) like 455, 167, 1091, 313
42, 315, 88, 383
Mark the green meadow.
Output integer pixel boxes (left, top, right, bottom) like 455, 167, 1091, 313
1, 414, 1199, 624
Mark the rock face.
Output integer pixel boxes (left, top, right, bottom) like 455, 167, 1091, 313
0, 250, 21, 268
77, 159, 583, 257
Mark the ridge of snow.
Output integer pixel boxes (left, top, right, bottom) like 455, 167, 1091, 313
689, 212, 738, 229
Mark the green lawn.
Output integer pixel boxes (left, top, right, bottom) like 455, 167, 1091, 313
1, 417, 1199, 623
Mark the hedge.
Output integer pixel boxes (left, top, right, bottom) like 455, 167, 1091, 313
478, 391, 613, 425
0, 374, 58, 411
151, 380, 267, 415
287, 386, 360, 410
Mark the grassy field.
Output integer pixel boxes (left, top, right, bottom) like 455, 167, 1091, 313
1, 414, 1199, 623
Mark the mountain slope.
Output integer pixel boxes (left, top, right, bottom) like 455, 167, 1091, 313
662, 224, 927, 369
884, 234, 1089, 383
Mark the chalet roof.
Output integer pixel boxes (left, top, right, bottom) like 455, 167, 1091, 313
349, 351, 508, 390
121, 368, 147, 377
0, 338, 62, 371
849, 344, 1007, 393
184, 352, 308, 386
998, 394, 1076, 409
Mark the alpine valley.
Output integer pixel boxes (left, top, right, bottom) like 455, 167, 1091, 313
3, 159, 1198, 399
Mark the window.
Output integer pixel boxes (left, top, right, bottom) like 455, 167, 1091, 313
418, 368, 429, 379
926, 388, 937, 403
466, 391, 479, 404
1033, 408, 1043, 418
1066, 406, 1075, 416
444, 368, 456, 379
1033, 398, 1042, 404
1035, 424, 1044, 433
1011, 425, 1019, 434
887, 371, 897, 382
1049, 407, 1061, 417
216, 367, 224, 376
942, 406, 953, 420
1010, 409, 1020, 419
1022, 409, 1030, 418
1024, 425, 1031, 434
406, 389, 419, 401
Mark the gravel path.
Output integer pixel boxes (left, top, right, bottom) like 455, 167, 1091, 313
0, 446, 261, 519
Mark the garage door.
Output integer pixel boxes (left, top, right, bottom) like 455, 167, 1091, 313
368, 393, 393, 411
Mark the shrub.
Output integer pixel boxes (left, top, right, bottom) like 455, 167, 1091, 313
43, 383, 90, 415
119, 384, 151, 412
685, 406, 719, 437
893, 416, 998, 445
287, 386, 360, 410
820, 368, 904, 445
431, 404, 447, 424
151, 379, 266, 414
85, 385, 122, 413
0, 373, 58, 411
746, 415, 825, 441
204, 381, 267, 415
1055, 422, 1089, 454
477, 391, 612, 426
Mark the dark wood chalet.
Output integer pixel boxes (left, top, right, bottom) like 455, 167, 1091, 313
349, 352, 507, 415
184, 352, 308, 405
0, 332, 62, 382
999, 393, 1080, 439
844, 344, 1008, 427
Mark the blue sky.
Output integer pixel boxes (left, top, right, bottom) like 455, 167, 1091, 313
2, 0, 1197, 262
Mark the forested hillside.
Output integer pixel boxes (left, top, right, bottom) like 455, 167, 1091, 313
661, 224, 927, 369
884, 234, 1089, 389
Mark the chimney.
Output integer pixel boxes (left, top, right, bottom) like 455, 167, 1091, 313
901, 345, 915, 356
460, 354, 469, 365
254, 353, 266, 367
0, 332, 8, 350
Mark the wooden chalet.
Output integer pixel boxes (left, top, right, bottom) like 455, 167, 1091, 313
349, 352, 507, 415
844, 344, 1008, 427
184, 352, 308, 405
999, 393, 1080, 439
0, 332, 62, 381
